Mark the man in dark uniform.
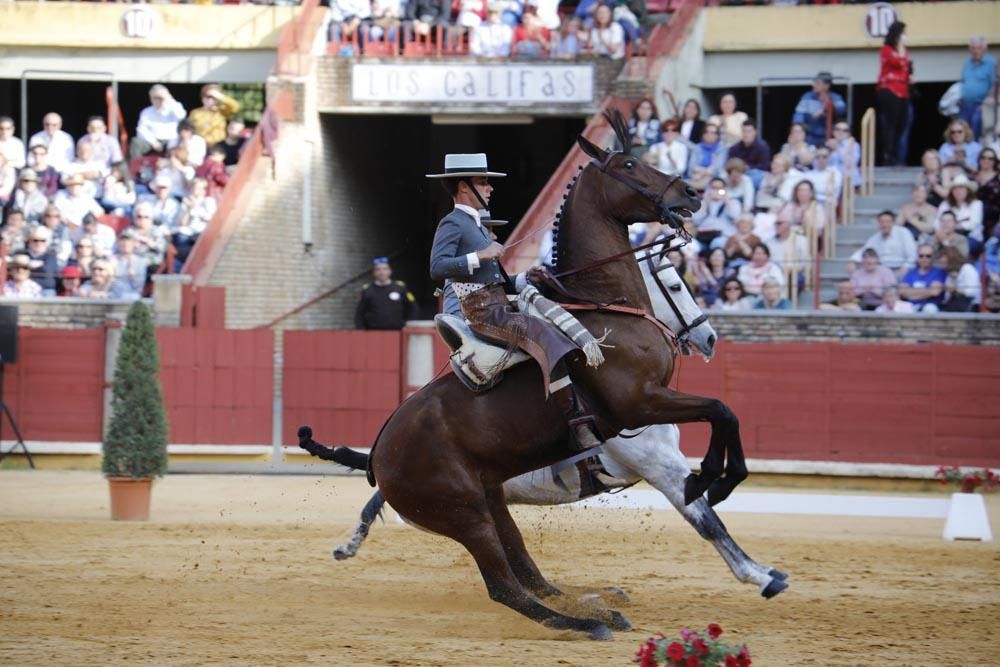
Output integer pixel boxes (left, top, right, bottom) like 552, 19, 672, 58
426, 153, 604, 452
354, 257, 418, 330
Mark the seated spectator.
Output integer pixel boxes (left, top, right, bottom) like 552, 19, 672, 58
457, 0, 487, 28
708, 93, 748, 147
778, 179, 825, 244
2, 208, 29, 254
930, 210, 970, 260
370, 0, 403, 41
10, 169, 48, 225
168, 120, 206, 168
766, 217, 810, 283
155, 148, 194, 200
938, 246, 980, 312
131, 203, 169, 270
511, 1, 552, 58
63, 140, 109, 200
130, 84, 187, 159
737, 243, 785, 296
27, 143, 60, 197
39, 205, 72, 266
975, 147, 1000, 239
793, 71, 846, 148
915, 148, 949, 206
550, 16, 582, 59
407, 0, 448, 37
727, 120, 771, 189
712, 277, 753, 311
101, 161, 137, 218
54, 173, 104, 227
898, 244, 947, 312
679, 99, 706, 145
939, 119, 981, 172
874, 286, 914, 314
329, 0, 372, 49
58, 265, 84, 297
723, 213, 762, 267
25, 227, 60, 296
68, 236, 97, 280
936, 174, 984, 251
805, 147, 843, 206
0, 153, 14, 206
613, 0, 645, 47
78, 258, 130, 299
197, 145, 230, 200
688, 124, 727, 191
691, 177, 739, 247
112, 229, 147, 298
471, 4, 514, 57
627, 98, 661, 157
753, 277, 791, 310
28, 113, 75, 173
144, 176, 183, 230
80, 212, 118, 258
191, 84, 241, 146
173, 177, 216, 267
587, 5, 625, 60
494, 0, 523, 28
897, 184, 937, 240
646, 119, 688, 177
0, 116, 26, 169
217, 119, 247, 169
827, 121, 861, 189
692, 247, 731, 308
756, 155, 803, 211
533, 0, 560, 31
779, 123, 816, 171
849, 210, 917, 274
820, 281, 862, 312
722, 158, 755, 212
4, 253, 43, 298
79, 116, 123, 169
849, 248, 897, 310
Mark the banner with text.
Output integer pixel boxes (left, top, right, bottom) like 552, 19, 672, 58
351, 63, 595, 105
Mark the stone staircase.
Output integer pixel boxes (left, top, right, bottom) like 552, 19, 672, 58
800, 166, 920, 306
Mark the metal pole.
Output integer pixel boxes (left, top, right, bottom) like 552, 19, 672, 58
110, 79, 119, 147
19, 76, 27, 147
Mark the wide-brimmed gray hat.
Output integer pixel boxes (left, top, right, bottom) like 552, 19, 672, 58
426, 153, 506, 179
478, 209, 508, 227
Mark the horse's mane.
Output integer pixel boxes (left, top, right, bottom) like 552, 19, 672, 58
604, 109, 631, 151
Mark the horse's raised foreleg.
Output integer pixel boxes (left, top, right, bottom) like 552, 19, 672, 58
332, 490, 385, 561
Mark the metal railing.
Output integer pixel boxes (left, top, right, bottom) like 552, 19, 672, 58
20, 69, 118, 147
859, 107, 875, 196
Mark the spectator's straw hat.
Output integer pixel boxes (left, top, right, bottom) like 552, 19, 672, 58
8, 254, 31, 271
426, 153, 506, 178
479, 210, 508, 227
62, 265, 82, 279
63, 173, 85, 187
949, 174, 978, 194
18, 168, 38, 182
815, 71, 834, 84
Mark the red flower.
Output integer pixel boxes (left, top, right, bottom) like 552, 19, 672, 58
685, 656, 701, 667
666, 642, 686, 661
707, 623, 723, 640
725, 658, 739, 667
692, 639, 709, 656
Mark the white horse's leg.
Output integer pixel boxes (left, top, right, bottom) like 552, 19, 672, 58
604, 426, 788, 598
333, 489, 386, 560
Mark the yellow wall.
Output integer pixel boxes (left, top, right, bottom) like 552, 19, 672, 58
704, 2, 1000, 52
0, 1, 297, 50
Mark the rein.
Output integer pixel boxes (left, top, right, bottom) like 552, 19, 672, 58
553, 234, 679, 280
644, 249, 709, 340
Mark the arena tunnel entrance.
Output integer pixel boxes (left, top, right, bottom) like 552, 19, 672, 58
320, 113, 587, 319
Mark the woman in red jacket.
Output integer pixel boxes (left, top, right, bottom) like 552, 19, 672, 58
876, 21, 911, 166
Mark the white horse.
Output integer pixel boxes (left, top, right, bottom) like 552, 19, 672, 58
318, 248, 789, 599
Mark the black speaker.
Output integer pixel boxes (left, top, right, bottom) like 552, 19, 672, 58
0, 305, 17, 364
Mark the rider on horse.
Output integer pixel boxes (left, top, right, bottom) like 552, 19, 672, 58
427, 153, 604, 452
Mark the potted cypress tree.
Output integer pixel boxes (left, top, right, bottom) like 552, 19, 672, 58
102, 301, 169, 521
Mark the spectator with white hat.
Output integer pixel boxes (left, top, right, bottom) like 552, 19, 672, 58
25, 226, 60, 296
3, 253, 43, 299
53, 173, 104, 227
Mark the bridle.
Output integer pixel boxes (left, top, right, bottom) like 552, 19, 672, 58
591, 152, 685, 221
643, 244, 708, 341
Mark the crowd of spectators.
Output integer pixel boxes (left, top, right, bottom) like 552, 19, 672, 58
0, 83, 249, 300
327, 0, 648, 59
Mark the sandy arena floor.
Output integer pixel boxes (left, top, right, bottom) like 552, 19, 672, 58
1, 470, 999, 666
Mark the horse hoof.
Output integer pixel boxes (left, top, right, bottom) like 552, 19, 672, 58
601, 586, 630, 605
587, 624, 613, 641
769, 568, 789, 582
706, 480, 736, 506
761, 577, 789, 599
604, 610, 632, 632
332, 546, 353, 561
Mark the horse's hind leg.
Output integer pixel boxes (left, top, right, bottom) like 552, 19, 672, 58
333, 490, 385, 561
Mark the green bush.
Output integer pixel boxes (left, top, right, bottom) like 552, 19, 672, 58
102, 302, 169, 479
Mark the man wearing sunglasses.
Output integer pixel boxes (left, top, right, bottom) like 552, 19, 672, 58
898, 244, 947, 313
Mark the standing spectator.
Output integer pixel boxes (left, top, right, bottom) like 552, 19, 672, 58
131, 203, 169, 270
58, 265, 84, 297
101, 161, 137, 218
939, 119, 981, 171
691, 177, 739, 247
974, 147, 999, 239
627, 98, 661, 157
820, 281, 862, 312
0, 116, 25, 169
897, 184, 938, 240
54, 173, 104, 227
27, 144, 60, 197
25, 227, 60, 296
10, 169, 48, 225
79, 116, 123, 169
722, 158, 755, 212
512, 1, 552, 58
936, 174, 984, 251
187, 84, 240, 145
168, 120, 207, 168
78, 258, 129, 299
723, 213, 762, 267
875, 22, 911, 166
112, 229, 147, 298
806, 147, 843, 206
0, 154, 16, 207
779, 123, 816, 171
354, 257, 417, 329
849, 210, 917, 274
679, 99, 706, 145
28, 113, 75, 173
875, 286, 915, 314
130, 84, 187, 159
792, 71, 846, 148
929, 210, 970, 260
708, 93, 748, 147
688, 124, 727, 191
827, 121, 861, 188
587, 5, 625, 60
753, 277, 791, 311
646, 119, 688, 177
712, 277, 753, 311
217, 119, 247, 168
727, 120, 771, 189
899, 244, 947, 312
471, 4, 514, 57
3, 253, 42, 298
737, 243, 785, 296
849, 248, 897, 310
958, 36, 997, 140
1, 208, 29, 254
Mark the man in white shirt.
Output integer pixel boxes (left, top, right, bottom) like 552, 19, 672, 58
0, 116, 26, 169
849, 210, 917, 274
471, 5, 513, 57
79, 116, 124, 169
54, 173, 105, 227
646, 119, 689, 177
130, 84, 187, 158
28, 113, 75, 173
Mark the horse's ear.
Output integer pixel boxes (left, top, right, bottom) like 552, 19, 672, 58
577, 135, 608, 162
603, 109, 631, 151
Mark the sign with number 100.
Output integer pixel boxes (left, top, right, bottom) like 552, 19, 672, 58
120, 7, 158, 40
864, 2, 900, 40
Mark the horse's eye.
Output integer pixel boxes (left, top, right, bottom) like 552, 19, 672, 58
669, 284, 682, 293
624, 160, 635, 170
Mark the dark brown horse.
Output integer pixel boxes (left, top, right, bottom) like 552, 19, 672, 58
299, 110, 748, 639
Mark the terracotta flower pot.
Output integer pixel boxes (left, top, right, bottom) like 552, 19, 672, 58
107, 477, 153, 521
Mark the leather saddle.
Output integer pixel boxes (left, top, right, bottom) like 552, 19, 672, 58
434, 313, 530, 393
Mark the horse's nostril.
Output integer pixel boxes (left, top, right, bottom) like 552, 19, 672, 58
707, 334, 716, 349
685, 187, 698, 199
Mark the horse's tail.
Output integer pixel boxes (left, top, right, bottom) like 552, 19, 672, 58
296, 426, 370, 471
